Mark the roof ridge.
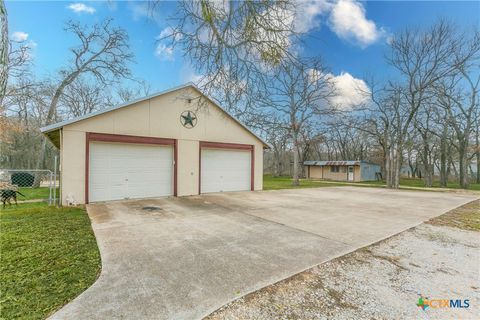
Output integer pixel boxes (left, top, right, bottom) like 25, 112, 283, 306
40, 83, 270, 148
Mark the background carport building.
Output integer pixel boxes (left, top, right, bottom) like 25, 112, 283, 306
41, 83, 269, 205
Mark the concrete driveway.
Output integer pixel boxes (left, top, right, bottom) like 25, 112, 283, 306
50, 187, 478, 320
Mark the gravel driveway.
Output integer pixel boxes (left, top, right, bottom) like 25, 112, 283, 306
49, 188, 478, 320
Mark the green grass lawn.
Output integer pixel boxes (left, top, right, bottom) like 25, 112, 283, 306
16, 187, 59, 201
263, 175, 346, 190
360, 177, 480, 191
264, 175, 480, 191
0, 203, 101, 319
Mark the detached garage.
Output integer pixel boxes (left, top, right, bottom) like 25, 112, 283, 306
41, 83, 268, 205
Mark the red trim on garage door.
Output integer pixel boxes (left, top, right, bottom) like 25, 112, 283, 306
198, 141, 255, 194
85, 132, 177, 204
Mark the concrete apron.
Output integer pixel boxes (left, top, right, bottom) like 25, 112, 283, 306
49, 187, 479, 320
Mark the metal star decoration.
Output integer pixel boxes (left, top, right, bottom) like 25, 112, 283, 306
180, 110, 197, 128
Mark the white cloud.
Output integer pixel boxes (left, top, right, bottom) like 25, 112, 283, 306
11, 31, 29, 42
307, 69, 370, 110
68, 3, 96, 14
24, 40, 38, 60
327, 72, 370, 110
278, 0, 384, 47
328, 0, 383, 47
294, 0, 331, 33
157, 27, 182, 41
154, 27, 183, 61
158, 27, 172, 39
27, 40, 38, 49
154, 43, 174, 61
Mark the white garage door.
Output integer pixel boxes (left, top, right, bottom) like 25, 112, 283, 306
89, 142, 173, 202
201, 148, 251, 193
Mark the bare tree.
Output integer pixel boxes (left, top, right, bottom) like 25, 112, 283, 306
354, 77, 397, 185
0, 74, 53, 169
384, 20, 477, 188
43, 19, 133, 125
437, 72, 479, 188
322, 120, 370, 161
431, 27, 479, 188
59, 77, 111, 117
474, 107, 480, 184
262, 115, 289, 177
161, 0, 300, 111
116, 80, 151, 103
431, 105, 452, 187
33, 19, 134, 175
413, 104, 438, 187
1, 19, 148, 170
0, 16, 40, 169
1, 32, 33, 108
259, 59, 334, 185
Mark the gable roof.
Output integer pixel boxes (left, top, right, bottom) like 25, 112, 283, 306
40, 82, 270, 148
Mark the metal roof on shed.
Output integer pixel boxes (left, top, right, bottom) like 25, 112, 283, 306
304, 160, 377, 166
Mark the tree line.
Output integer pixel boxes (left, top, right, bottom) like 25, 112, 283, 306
229, 20, 479, 189
161, 2, 479, 189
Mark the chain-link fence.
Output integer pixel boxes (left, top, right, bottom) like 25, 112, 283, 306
0, 169, 59, 206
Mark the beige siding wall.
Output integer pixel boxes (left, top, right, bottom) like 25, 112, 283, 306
60, 87, 264, 205
354, 166, 361, 182
177, 139, 199, 196
322, 166, 349, 181
61, 130, 86, 204
309, 166, 323, 179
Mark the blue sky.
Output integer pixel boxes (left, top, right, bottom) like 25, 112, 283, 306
6, 1, 480, 98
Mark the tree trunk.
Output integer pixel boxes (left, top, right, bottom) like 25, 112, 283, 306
292, 131, 300, 186
425, 165, 433, 187
409, 160, 416, 179
422, 153, 433, 188
35, 71, 80, 174
273, 150, 281, 177
385, 147, 391, 187
393, 145, 401, 188
476, 128, 480, 184
439, 133, 447, 187
476, 151, 480, 184
450, 158, 458, 178
386, 139, 402, 189
458, 144, 469, 189
32, 138, 47, 187
380, 144, 387, 181
0, 1, 8, 105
